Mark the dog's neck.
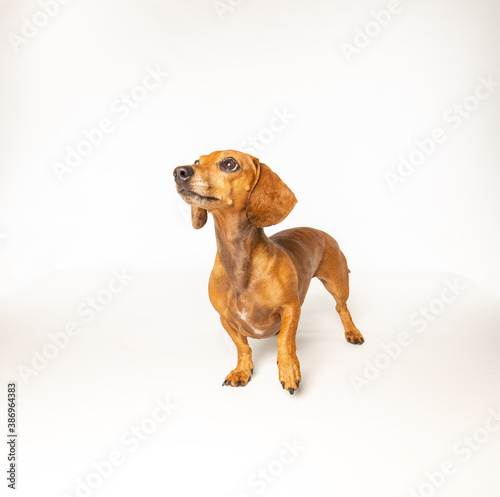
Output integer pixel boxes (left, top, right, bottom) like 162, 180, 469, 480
212, 210, 269, 295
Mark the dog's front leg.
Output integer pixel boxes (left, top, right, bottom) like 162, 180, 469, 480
221, 317, 254, 387
277, 303, 301, 395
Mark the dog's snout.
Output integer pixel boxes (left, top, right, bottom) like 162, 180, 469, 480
173, 166, 194, 185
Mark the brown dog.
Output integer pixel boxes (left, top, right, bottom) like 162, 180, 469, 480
173, 150, 364, 394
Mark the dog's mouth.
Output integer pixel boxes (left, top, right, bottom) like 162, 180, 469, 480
177, 187, 219, 203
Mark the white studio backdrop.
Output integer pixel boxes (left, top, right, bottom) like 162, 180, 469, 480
0, 0, 499, 297
1, 4, 500, 497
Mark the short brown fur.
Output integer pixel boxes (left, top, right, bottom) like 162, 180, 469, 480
174, 150, 364, 394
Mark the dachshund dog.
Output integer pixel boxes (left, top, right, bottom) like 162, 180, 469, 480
173, 150, 364, 394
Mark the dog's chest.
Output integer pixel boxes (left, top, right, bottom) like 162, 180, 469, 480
230, 300, 281, 338
209, 262, 284, 338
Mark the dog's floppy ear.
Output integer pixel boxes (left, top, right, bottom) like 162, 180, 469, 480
247, 161, 297, 227
191, 206, 207, 229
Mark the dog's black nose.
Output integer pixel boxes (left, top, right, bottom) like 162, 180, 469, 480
173, 166, 194, 185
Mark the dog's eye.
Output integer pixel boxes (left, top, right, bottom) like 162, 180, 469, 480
220, 158, 239, 172
194, 160, 199, 165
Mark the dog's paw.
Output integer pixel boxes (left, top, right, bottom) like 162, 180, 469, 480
345, 329, 364, 344
278, 356, 301, 395
222, 368, 253, 387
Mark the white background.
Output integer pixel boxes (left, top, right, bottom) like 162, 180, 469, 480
1, 1, 499, 496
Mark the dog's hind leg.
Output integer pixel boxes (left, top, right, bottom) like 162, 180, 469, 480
314, 235, 364, 345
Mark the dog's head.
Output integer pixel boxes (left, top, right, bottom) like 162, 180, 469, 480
173, 150, 297, 229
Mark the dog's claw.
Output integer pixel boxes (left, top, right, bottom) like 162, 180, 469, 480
278, 355, 301, 394
223, 368, 252, 388
345, 330, 365, 345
